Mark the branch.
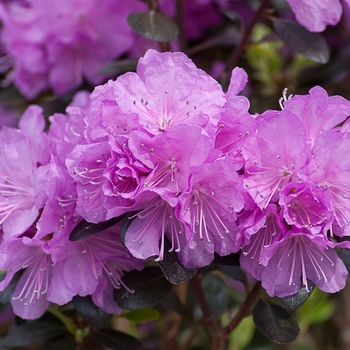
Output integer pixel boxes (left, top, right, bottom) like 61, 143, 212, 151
146, 0, 172, 52
223, 281, 261, 337
220, 0, 270, 87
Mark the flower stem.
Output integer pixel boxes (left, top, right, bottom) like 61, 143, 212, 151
220, 0, 270, 88
223, 281, 261, 337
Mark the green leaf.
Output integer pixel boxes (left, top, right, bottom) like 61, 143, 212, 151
44, 337, 77, 350
273, 18, 329, 64
127, 11, 179, 42
158, 240, 197, 284
69, 215, 124, 241
0, 270, 23, 305
98, 59, 138, 75
228, 316, 255, 350
120, 308, 159, 323
280, 280, 315, 310
161, 291, 188, 316
212, 252, 240, 266
252, 299, 300, 344
338, 247, 350, 278
218, 266, 247, 285
114, 267, 172, 310
95, 328, 145, 350
120, 212, 139, 244
72, 295, 112, 329
202, 274, 229, 318
0, 316, 66, 347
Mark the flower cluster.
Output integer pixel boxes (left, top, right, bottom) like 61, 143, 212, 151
1, 49, 350, 320
0, 0, 223, 99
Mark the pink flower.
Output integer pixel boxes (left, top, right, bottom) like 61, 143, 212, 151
0, 0, 142, 98
114, 49, 225, 136
286, 0, 350, 32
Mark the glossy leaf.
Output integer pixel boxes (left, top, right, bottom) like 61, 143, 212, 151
127, 11, 179, 42
69, 215, 124, 241
161, 291, 188, 317
212, 252, 240, 266
0, 316, 66, 347
0, 270, 23, 305
114, 267, 172, 310
273, 18, 329, 64
72, 295, 112, 328
158, 240, 197, 284
339, 247, 350, 279
202, 274, 229, 318
218, 266, 247, 285
120, 212, 139, 244
98, 59, 138, 75
252, 299, 300, 344
280, 280, 315, 310
120, 308, 159, 323
44, 338, 77, 350
95, 329, 145, 350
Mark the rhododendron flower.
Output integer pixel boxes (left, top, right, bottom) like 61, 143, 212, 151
114, 49, 225, 135
176, 158, 244, 268
242, 109, 309, 209
286, 0, 350, 32
0, 236, 68, 319
47, 227, 143, 313
260, 230, 348, 297
0, 106, 48, 238
240, 205, 286, 280
306, 130, 350, 235
0, 0, 143, 98
282, 86, 350, 149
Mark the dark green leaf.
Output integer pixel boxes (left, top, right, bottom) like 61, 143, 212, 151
0, 317, 66, 347
120, 308, 159, 323
98, 59, 138, 75
212, 252, 240, 266
72, 295, 112, 328
218, 266, 247, 284
158, 240, 197, 284
161, 291, 187, 316
273, 18, 329, 64
339, 247, 350, 279
69, 215, 124, 241
127, 11, 179, 42
0, 270, 24, 305
44, 337, 77, 350
252, 299, 300, 344
114, 267, 172, 311
280, 280, 315, 309
202, 274, 229, 317
218, 8, 242, 25
95, 328, 145, 350
120, 212, 139, 244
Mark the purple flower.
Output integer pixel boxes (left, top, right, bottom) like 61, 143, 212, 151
283, 86, 350, 149
0, 106, 48, 237
215, 67, 256, 170
306, 130, 350, 235
240, 205, 286, 280
279, 182, 333, 235
176, 158, 244, 267
286, 0, 348, 32
0, 0, 143, 98
124, 196, 184, 261
47, 226, 143, 313
129, 124, 213, 203
260, 230, 348, 297
114, 49, 225, 135
242, 109, 309, 209
0, 236, 68, 319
